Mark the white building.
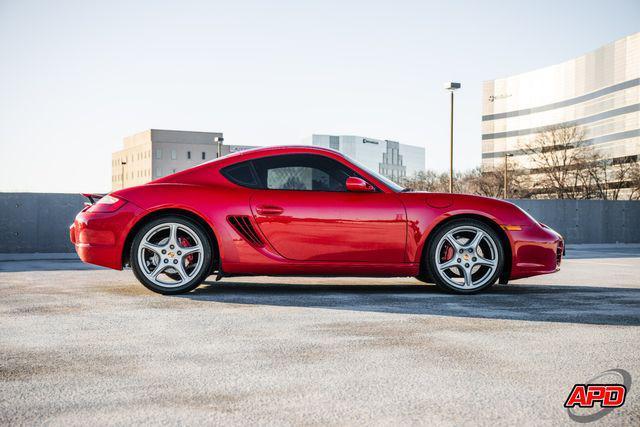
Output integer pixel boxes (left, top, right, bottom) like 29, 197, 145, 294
303, 134, 425, 183
112, 129, 258, 190
482, 32, 639, 196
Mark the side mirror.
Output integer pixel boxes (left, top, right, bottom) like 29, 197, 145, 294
346, 177, 375, 193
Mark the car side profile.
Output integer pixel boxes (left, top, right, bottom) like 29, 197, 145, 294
70, 146, 564, 294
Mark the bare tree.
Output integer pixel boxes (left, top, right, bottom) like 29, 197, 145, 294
629, 162, 640, 200
400, 133, 640, 199
402, 166, 528, 198
466, 168, 500, 197
582, 152, 640, 200
467, 163, 529, 199
521, 124, 588, 199
402, 170, 449, 192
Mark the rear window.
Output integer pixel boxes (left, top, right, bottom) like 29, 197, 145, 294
220, 162, 260, 188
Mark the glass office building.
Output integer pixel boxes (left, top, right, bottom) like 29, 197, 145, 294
482, 32, 639, 179
304, 134, 426, 184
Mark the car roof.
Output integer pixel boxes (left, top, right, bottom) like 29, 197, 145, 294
222, 145, 341, 161
150, 144, 397, 193
153, 145, 347, 183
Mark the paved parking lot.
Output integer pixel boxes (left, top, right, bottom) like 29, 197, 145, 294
1, 246, 639, 425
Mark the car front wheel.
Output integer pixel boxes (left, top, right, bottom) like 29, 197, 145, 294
426, 219, 504, 294
130, 216, 212, 295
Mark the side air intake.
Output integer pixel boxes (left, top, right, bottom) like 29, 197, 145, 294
228, 216, 264, 247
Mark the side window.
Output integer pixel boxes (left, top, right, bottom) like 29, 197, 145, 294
252, 154, 360, 192
220, 162, 260, 188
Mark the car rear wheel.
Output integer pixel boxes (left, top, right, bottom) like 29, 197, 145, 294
426, 219, 504, 294
130, 216, 212, 295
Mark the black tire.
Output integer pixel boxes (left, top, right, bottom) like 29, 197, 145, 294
130, 215, 213, 295
426, 219, 504, 294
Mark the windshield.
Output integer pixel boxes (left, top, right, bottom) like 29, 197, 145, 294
342, 154, 406, 192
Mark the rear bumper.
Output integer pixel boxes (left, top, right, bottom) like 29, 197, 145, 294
507, 224, 564, 280
70, 202, 145, 270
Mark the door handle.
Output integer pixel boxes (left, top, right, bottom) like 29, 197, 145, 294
256, 205, 284, 216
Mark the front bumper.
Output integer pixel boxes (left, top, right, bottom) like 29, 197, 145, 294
507, 224, 564, 280
70, 202, 144, 270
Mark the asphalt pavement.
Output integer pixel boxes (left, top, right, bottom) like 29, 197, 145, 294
1, 246, 639, 425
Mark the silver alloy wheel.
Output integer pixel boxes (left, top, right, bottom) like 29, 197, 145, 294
136, 222, 205, 288
434, 225, 499, 290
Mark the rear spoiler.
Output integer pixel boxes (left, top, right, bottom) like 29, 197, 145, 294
81, 193, 106, 205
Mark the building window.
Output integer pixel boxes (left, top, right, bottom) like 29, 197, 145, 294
187, 151, 191, 159
329, 136, 340, 150
156, 167, 161, 177
202, 152, 206, 160
171, 168, 176, 174
155, 149, 162, 159
171, 149, 177, 160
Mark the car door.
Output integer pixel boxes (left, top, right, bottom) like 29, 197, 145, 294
248, 153, 407, 263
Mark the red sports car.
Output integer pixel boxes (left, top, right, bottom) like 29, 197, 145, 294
70, 146, 563, 294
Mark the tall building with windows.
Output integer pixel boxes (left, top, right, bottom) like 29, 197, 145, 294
303, 134, 425, 183
111, 129, 257, 190
482, 32, 639, 193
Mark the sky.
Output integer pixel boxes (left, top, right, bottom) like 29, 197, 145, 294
0, 0, 638, 193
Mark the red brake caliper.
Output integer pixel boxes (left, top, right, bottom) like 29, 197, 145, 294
179, 237, 194, 265
441, 245, 454, 263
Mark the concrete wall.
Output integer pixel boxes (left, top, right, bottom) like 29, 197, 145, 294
1, 193, 639, 253
0, 193, 85, 253
509, 199, 640, 244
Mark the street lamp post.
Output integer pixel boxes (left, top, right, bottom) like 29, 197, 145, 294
120, 160, 127, 190
214, 136, 224, 158
444, 82, 461, 193
503, 153, 513, 199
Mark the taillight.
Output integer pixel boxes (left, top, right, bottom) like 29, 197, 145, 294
87, 195, 127, 213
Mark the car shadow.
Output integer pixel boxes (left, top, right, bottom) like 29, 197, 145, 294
178, 282, 640, 326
